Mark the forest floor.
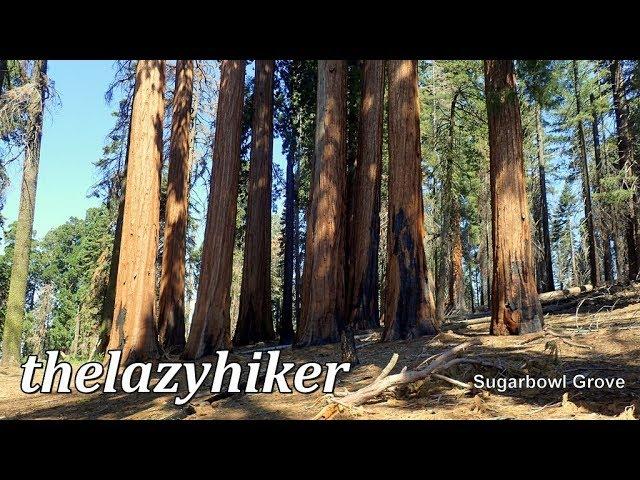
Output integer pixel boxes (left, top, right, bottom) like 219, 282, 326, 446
2, 283, 640, 420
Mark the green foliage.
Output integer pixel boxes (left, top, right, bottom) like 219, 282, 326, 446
516, 60, 561, 108
273, 59, 318, 325
551, 181, 579, 286
0, 206, 114, 359
419, 60, 488, 306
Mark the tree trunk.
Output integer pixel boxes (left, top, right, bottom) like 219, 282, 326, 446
589, 92, 613, 282
280, 120, 296, 345
1, 60, 47, 367
484, 59, 543, 335
97, 191, 125, 356
296, 60, 348, 350
534, 103, 555, 292
485, 223, 492, 307
467, 250, 475, 313
294, 172, 302, 325
97, 106, 133, 357
568, 217, 578, 286
478, 217, 491, 309
183, 60, 246, 359
572, 60, 599, 287
105, 60, 165, 365
479, 263, 485, 308
610, 59, 639, 281
234, 60, 275, 346
436, 90, 461, 320
33, 283, 53, 358
347, 60, 384, 331
157, 60, 194, 354
449, 200, 465, 311
383, 60, 439, 341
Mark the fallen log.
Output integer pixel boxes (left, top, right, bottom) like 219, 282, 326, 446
539, 284, 593, 303
442, 317, 491, 331
444, 285, 597, 330
445, 310, 490, 321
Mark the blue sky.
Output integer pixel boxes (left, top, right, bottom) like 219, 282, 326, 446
3, 60, 118, 240
2, 60, 288, 251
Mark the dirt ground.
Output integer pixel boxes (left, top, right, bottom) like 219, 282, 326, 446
1, 283, 640, 420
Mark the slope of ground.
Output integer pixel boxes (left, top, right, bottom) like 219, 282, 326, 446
1, 283, 639, 420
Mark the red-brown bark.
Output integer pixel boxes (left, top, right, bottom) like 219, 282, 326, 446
348, 60, 384, 331
157, 60, 194, 353
182, 60, 246, 359
484, 60, 543, 335
449, 202, 465, 311
106, 60, 165, 364
383, 60, 439, 341
234, 60, 276, 346
296, 60, 347, 347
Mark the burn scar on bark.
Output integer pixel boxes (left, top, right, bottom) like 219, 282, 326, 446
116, 307, 127, 348
503, 301, 520, 334
392, 208, 421, 338
502, 261, 543, 334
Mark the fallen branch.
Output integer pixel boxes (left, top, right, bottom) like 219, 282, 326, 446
431, 373, 473, 390
528, 400, 561, 415
315, 339, 481, 417
375, 353, 399, 382
238, 344, 292, 355
355, 340, 378, 350
545, 329, 572, 339
517, 332, 547, 346
544, 329, 592, 350
560, 338, 592, 350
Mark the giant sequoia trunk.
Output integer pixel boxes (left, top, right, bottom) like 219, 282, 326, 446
158, 60, 194, 353
590, 92, 614, 282
347, 60, 384, 331
183, 60, 246, 359
105, 60, 165, 364
383, 60, 439, 341
534, 104, 555, 292
234, 60, 275, 346
0, 60, 47, 367
296, 60, 347, 349
572, 61, 599, 287
610, 59, 639, 281
484, 60, 543, 335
